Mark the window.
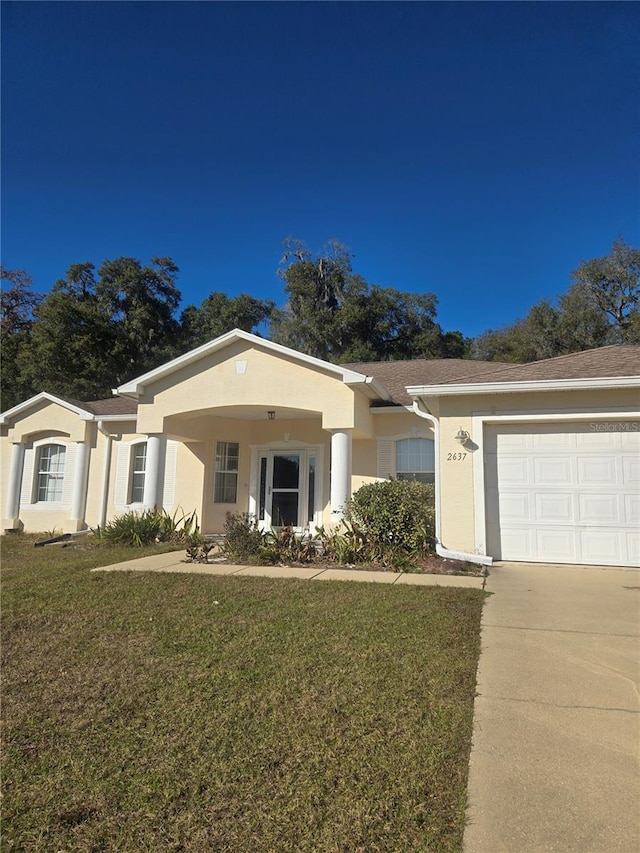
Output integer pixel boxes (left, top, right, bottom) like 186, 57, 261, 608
36, 444, 66, 502
396, 438, 435, 484
129, 442, 147, 503
215, 441, 239, 503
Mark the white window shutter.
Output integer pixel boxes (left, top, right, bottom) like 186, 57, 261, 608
162, 441, 178, 510
377, 440, 395, 480
60, 444, 76, 508
20, 447, 35, 506
114, 443, 131, 511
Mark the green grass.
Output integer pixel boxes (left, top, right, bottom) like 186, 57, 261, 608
1, 535, 486, 852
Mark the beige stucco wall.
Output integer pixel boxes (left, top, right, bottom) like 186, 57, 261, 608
434, 387, 640, 557
135, 341, 373, 437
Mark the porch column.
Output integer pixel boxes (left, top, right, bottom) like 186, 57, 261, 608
142, 434, 165, 510
70, 441, 90, 527
5, 441, 25, 526
330, 429, 352, 522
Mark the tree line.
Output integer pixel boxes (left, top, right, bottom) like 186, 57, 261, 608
1, 238, 638, 411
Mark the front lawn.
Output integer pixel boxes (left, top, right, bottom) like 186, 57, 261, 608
1, 536, 486, 852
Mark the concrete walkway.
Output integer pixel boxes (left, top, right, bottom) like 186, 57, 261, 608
464, 562, 640, 853
92, 550, 484, 588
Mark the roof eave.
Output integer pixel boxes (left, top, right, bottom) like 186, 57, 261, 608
115, 329, 375, 397
0, 392, 94, 426
406, 376, 640, 398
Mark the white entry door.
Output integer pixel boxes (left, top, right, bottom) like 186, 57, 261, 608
256, 449, 318, 530
485, 422, 640, 567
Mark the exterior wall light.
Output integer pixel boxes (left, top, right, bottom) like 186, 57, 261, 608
267, 411, 276, 420
454, 428, 470, 444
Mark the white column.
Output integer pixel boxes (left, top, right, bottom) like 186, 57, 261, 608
5, 442, 25, 522
142, 434, 164, 510
70, 441, 90, 524
330, 430, 352, 522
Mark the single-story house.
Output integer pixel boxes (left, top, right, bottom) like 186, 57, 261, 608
2, 330, 639, 567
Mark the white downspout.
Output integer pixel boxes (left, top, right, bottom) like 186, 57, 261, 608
97, 420, 113, 529
412, 400, 492, 567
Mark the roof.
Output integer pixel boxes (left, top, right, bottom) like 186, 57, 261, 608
76, 397, 138, 416
340, 359, 513, 406
0, 392, 137, 425
437, 344, 640, 385
405, 345, 640, 398
115, 328, 389, 400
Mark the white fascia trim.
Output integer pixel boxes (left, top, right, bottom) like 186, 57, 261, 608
407, 375, 640, 398
343, 375, 391, 401
115, 328, 378, 397
0, 392, 94, 425
89, 413, 137, 423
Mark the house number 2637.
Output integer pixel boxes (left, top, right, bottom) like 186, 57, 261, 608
447, 452, 467, 461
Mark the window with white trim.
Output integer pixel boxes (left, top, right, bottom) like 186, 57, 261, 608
395, 438, 435, 484
129, 442, 147, 504
214, 441, 239, 503
36, 444, 66, 502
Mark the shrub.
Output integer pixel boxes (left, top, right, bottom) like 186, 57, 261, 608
222, 513, 265, 563
316, 520, 371, 565
349, 479, 435, 560
262, 526, 318, 565
97, 508, 199, 548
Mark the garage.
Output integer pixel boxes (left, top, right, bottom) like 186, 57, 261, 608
485, 421, 640, 567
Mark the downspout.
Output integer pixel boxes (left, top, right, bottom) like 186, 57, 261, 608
96, 420, 113, 529
412, 400, 492, 567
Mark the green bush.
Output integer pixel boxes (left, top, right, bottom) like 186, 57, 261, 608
349, 479, 435, 561
222, 513, 265, 563
97, 508, 199, 548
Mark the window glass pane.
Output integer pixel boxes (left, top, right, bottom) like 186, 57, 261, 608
258, 457, 267, 520
130, 443, 147, 503
37, 444, 65, 501
214, 441, 239, 503
214, 472, 238, 503
396, 438, 434, 478
272, 454, 299, 489
308, 455, 316, 522
271, 492, 298, 527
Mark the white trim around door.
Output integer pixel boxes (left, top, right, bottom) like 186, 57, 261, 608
249, 442, 324, 532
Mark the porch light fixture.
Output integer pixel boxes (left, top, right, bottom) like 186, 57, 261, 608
267, 411, 276, 421
454, 428, 470, 445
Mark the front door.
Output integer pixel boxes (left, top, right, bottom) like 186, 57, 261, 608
255, 448, 318, 530
269, 453, 301, 527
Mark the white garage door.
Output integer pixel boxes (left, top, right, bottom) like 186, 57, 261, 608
485, 421, 640, 567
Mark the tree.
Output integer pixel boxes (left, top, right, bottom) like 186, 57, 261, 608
271, 239, 469, 362
571, 238, 640, 333
474, 239, 640, 362
271, 238, 352, 360
1, 267, 44, 410
17, 257, 184, 402
180, 291, 275, 349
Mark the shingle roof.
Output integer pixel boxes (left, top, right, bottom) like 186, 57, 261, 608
59, 396, 138, 416
340, 359, 513, 405
343, 346, 640, 401
435, 345, 640, 386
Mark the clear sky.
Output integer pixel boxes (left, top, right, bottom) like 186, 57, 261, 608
2, 0, 639, 339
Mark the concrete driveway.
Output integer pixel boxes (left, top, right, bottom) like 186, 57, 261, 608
464, 562, 640, 853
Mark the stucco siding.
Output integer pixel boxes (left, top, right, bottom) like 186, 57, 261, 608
436, 387, 640, 559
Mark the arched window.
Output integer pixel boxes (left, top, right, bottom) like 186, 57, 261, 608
36, 444, 66, 502
395, 438, 435, 484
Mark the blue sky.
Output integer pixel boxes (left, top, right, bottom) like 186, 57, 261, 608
2, 1, 639, 339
